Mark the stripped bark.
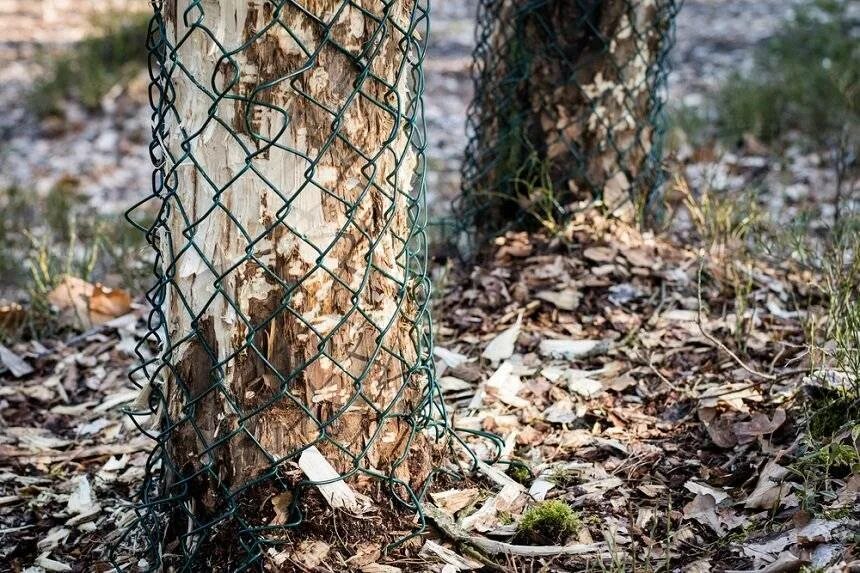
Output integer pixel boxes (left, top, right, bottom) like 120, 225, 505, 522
157, 0, 431, 546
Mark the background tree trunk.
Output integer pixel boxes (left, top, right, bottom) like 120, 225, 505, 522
463, 0, 675, 233
154, 0, 433, 562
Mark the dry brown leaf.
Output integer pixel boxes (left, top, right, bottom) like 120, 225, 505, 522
726, 551, 804, 573
620, 246, 660, 269
89, 284, 132, 324
48, 276, 132, 328
293, 540, 330, 569
345, 543, 382, 568
683, 494, 724, 535
699, 384, 762, 413
269, 492, 293, 525
698, 408, 739, 448
685, 481, 730, 504
744, 460, 792, 510
539, 339, 611, 360
583, 246, 617, 263
734, 409, 787, 443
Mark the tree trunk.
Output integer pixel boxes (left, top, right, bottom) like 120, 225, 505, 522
463, 0, 674, 233
152, 0, 433, 564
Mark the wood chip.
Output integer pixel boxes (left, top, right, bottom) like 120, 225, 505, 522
420, 540, 483, 570
0, 344, 33, 378
298, 446, 373, 515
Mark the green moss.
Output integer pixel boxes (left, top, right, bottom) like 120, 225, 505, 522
548, 467, 576, 488
516, 500, 580, 543
506, 462, 532, 485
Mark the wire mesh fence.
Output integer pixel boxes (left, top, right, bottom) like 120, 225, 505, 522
456, 0, 680, 247
111, 1, 485, 570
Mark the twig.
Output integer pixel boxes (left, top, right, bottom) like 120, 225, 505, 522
648, 352, 678, 391
427, 505, 612, 559
696, 255, 776, 381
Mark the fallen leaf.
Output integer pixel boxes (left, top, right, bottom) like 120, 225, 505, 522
48, 277, 132, 329
566, 376, 603, 398
89, 284, 132, 324
543, 398, 580, 424
726, 551, 804, 573
435, 347, 473, 369
535, 288, 581, 311
734, 409, 787, 443
345, 543, 382, 568
438, 376, 473, 393
685, 481, 731, 504
744, 460, 792, 510
583, 246, 617, 263
484, 360, 529, 408
683, 494, 724, 535
698, 408, 739, 448
0, 344, 33, 378
482, 314, 522, 364
269, 492, 293, 525
699, 384, 762, 413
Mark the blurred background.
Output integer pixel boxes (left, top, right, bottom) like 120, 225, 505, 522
0, 0, 856, 329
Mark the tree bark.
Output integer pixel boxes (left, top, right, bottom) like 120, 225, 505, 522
154, 0, 432, 560
464, 0, 674, 232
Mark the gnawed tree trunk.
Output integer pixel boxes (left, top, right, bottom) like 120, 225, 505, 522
151, 0, 433, 564
463, 0, 675, 234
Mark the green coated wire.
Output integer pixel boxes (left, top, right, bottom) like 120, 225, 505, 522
109, 1, 502, 571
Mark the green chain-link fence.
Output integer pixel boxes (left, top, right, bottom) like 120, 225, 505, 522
455, 0, 680, 248
110, 1, 499, 570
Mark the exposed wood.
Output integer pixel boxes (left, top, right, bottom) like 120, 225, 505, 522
298, 446, 373, 514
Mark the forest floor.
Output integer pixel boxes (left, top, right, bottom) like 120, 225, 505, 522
1, 199, 857, 572
1, 1, 858, 572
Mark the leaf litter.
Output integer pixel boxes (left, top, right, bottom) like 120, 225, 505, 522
1, 213, 857, 571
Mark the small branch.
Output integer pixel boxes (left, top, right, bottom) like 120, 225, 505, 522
696, 255, 776, 381
427, 505, 611, 559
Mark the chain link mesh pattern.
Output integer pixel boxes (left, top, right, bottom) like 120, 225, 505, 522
110, 1, 479, 570
456, 0, 680, 246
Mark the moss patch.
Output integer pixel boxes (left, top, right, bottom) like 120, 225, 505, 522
516, 500, 580, 544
